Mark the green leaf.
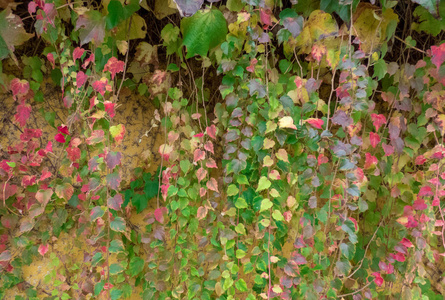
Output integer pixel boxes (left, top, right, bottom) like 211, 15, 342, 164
227, 184, 239, 196
235, 197, 248, 209
260, 198, 273, 212
412, 0, 440, 18
340, 242, 355, 260
75, 10, 106, 46
272, 210, 284, 221
256, 176, 271, 192
235, 223, 246, 235
109, 240, 124, 253
110, 288, 123, 300
90, 206, 105, 221
110, 263, 124, 275
374, 58, 387, 80
235, 279, 248, 292
128, 256, 145, 277
181, 9, 228, 58
110, 217, 126, 232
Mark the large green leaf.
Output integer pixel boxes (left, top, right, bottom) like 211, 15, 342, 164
75, 10, 106, 46
411, 0, 440, 18
181, 9, 227, 58
0, 8, 33, 60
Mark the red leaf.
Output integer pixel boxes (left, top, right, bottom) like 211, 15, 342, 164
197, 206, 208, 220
194, 149, 205, 163
364, 152, 377, 169
83, 53, 95, 69
154, 207, 167, 224
47, 53, 55, 69
73, 47, 85, 61
21, 175, 36, 188
66, 146, 81, 162
196, 167, 207, 183
206, 125, 217, 139
104, 101, 115, 118
207, 177, 218, 193
58, 125, 69, 135
371, 114, 386, 131
413, 199, 427, 210
369, 132, 380, 148
76, 71, 87, 87
104, 57, 125, 80
20, 128, 42, 141
400, 238, 413, 248
38, 244, 49, 256
431, 43, 445, 69
15, 104, 31, 127
10, 78, 29, 99
415, 155, 426, 165
39, 168, 52, 181
0, 183, 17, 201
306, 118, 324, 129
92, 78, 112, 96
107, 194, 123, 211
260, 8, 272, 26
54, 133, 65, 143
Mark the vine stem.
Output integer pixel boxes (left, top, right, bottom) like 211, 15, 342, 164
337, 281, 372, 298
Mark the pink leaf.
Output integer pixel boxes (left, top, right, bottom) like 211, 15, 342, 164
413, 199, 427, 210
206, 158, 217, 168
260, 8, 272, 26
73, 47, 85, 61
415, 155, 426, 165
15, 104, 31, 127
382, 143, 394, 156
76, 71, 87, 87
39, 168, 52, 181
0, 183, 17, 201
371, 114, 386, 131
400, 238, 413, 248
104, 57, 125, 80
372, 272, 384, 287
38, 244, 49, 256
86, 130, 105, 145
197, 206, 208, 220
369, 132, 380, 148
418, 186, 433, 197
104, 101, 115, 118
154, 207, 167, 224
306, 118, 324, 129
206, 125, 217, 139
35, 189, 53, 206
107, 194, 123, 211
364, 152, 377, 169
10, 78, 29, 99
431, 43, 445, 69
105, 151, 122, 170
47, 53, 55, 69
83, 53, 95, 69
92, 78, 112, 96
194, 149, 206, 163
207, 178, 218, 193
196, 167, 207, 183
204, 141, 214, 154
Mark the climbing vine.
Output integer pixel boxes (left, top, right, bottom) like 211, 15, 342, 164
1, 0, 445, 299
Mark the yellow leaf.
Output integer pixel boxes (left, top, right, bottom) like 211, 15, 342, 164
296, 10, 338, 53
278, 116, 297, 129
352, 3, 398, 53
